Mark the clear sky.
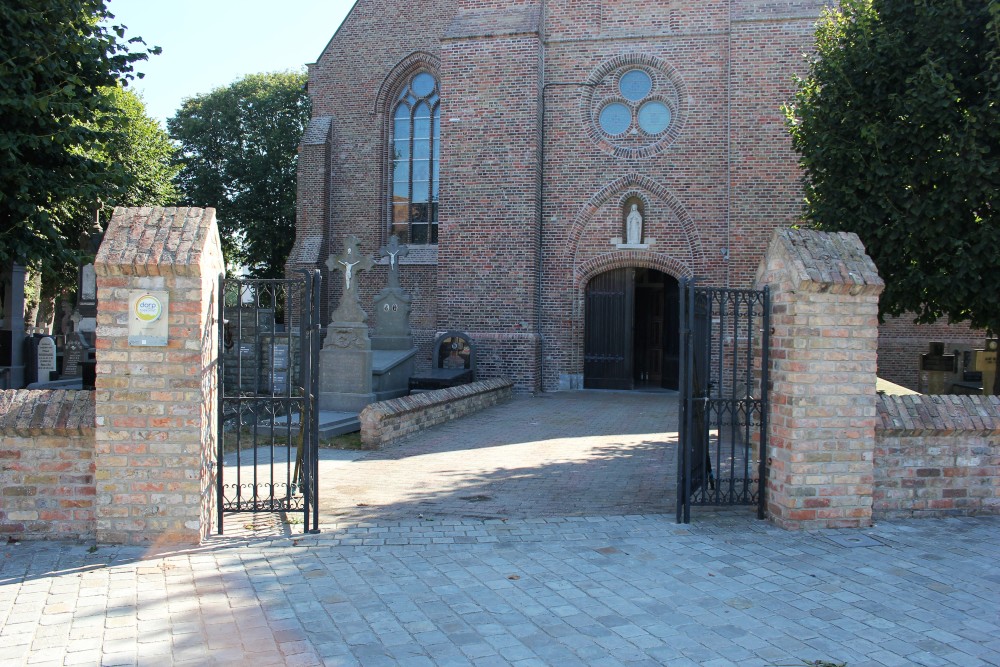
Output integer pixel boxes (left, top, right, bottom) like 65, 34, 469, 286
104, 0, 357, 126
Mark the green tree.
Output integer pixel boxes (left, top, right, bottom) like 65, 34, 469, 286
93, 86, 180, 209
168, 71, 311, 278
0, 0, 160, 275
785, 0, 1000, 331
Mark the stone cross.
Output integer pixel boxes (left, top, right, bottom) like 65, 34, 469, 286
326, 235, 375, 296
325, 235, 375, 323
379, 235, 409, 289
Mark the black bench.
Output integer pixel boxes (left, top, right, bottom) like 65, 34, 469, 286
409, 331, 476, 391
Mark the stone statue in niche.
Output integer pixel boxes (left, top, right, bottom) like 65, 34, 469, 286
626, 203, 643, 245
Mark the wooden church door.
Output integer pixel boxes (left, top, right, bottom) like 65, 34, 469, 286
584, 268, 635, 389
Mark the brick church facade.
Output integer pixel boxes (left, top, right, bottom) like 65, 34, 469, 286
289, 0, 978, 393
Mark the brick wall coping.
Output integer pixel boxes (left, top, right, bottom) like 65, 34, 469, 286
363, 377, 514, 420
360, 378, 515, 449
767, 228, 884, 295
95, 206, 218, 277
877, 393, 1000, 435
0, 390, 95, 435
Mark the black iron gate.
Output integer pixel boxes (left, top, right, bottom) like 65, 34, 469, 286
217, 271, 321, 534
676, 280, 770, 523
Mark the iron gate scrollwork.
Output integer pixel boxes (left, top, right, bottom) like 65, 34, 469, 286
217, 270, 321, 534
677, 279, 770, 523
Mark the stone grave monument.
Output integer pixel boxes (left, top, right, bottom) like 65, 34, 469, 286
61, 336, 85, 380
319, 235, 377, 411
34, 336, 57, 385
0, 263, 27, 388
371, 236, 417, 400
75, 262, 98, 345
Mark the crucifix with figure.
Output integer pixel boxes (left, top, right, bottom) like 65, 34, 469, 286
325, 235, 375, 323
379, 235, 409, 289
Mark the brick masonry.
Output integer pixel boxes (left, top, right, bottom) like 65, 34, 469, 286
875, 394, 1000, 518
360, 378, 514, 448
92, 207, 224, 545
0, 390, 96, 541
755, 228, 884, 530
294, 0, 843, 392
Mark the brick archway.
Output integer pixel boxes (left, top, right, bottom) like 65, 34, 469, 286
567, 173, 705, 275
574, 250, 691, 291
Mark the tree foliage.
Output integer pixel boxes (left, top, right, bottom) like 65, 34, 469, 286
0, 0, 162, 275
168, 71, 311, 278
786, 0, 1000, 331
92, 86, 180, 210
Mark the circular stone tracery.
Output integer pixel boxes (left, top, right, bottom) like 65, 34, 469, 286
585, 57, 685, 159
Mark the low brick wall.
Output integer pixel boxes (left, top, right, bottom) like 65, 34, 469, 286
0, 390, 97, 540
875, 394, 1000, 519
360, 378, 514, 448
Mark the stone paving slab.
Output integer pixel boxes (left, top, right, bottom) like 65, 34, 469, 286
2, 512, 998, 666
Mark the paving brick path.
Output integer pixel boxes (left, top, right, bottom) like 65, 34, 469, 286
3, 513, 998, 666
318, 391, 678, 523
2, 392, 999, 666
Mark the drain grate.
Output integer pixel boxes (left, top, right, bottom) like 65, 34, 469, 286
825, 533, 884, 548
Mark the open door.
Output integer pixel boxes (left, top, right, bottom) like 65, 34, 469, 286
584, 268, 634, 389
585, 268, 680, 390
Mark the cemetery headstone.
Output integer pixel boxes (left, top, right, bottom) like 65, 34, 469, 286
36, 336, 57, 383
920, 341, 956, 394
76, 263, 98, 343
62, 337, 84, 379
319, 235, 377, 411
0, 263, 27, 388
372, 235, 414, 351
370, 236, 417, 400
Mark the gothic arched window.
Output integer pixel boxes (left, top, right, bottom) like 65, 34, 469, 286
390, 71, 440, 244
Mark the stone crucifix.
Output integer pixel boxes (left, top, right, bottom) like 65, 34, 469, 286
325, 235, 375, 323
379, 235, 409, 289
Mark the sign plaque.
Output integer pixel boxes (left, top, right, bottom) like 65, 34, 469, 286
128, 290, 169, 346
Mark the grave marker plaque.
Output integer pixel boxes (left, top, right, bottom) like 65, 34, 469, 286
62, 338, 84, 378
36, 336, 57, 382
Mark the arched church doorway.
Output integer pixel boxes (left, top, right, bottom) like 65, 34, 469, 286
584, 268, 679, 390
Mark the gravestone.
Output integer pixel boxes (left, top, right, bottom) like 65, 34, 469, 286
62, 336, 84, 379
76, 263, 97, 345
920, 342, 956, 394
319, 235, 377, 412
267, 341, 290, 395
370, 236, 417, 400
0, 263, 27, 388
36, 336, 57, 382
372, 235, 413, 350
409, 331, 477, 391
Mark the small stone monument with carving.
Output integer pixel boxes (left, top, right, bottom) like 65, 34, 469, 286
319, 235, 378, 412
372, 236, 413, 350
370, 236, 417, 400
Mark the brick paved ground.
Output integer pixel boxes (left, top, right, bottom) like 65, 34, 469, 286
2, 513, 998, 666
318, 391, 677, 523
2, 392, 999, 666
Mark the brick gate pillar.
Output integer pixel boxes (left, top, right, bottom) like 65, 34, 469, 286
754, 229, 884, 529
93, 207, 224, 545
